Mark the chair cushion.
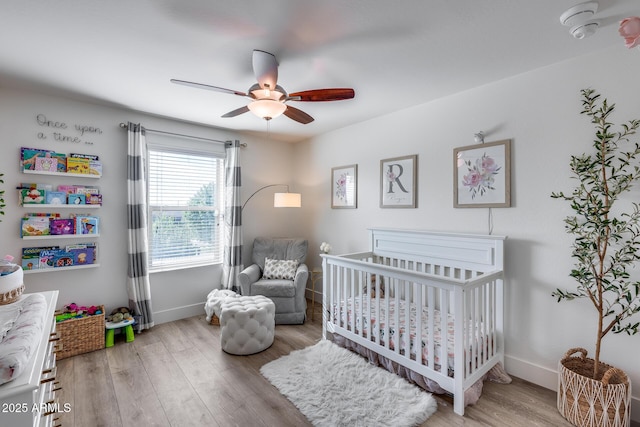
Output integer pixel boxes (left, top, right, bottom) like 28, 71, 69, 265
263, 258, 299, 280
252, 280, 296, 297
252, 238, 308, 270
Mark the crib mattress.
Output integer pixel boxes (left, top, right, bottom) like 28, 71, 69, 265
333, 298, 484, 372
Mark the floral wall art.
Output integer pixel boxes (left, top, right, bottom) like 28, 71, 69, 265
454, 139, 511, 208
331, 164, 357, 208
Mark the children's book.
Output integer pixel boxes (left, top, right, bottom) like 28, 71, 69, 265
21, 148, 66, 172
52, 251, 75, 268
21, 148, 50, 170
66, 245, 95, 265
78, 187, 99, 195
21, 246, 60, 270
38, 249, 58, 269
21, 217, 50, 236
86, 194, 102, 205
74, 215, 99, 234
66, 157, 90, 174
20, 188, 45, 205
70, 153, 99, 161
45, 191, 67, 204
66, 243, 97, 265
67, 194, 85, 205
88, 160, 102, 175
57, 185, 80, 194
34, 157, 58, 172
50, 218, 75, 235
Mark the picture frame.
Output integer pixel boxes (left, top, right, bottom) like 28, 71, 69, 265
380, 155, 417, 208
331, 164, 358, 209
454, 139, 511, 208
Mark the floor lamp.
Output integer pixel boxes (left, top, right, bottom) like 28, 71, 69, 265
241, 184, 302, 212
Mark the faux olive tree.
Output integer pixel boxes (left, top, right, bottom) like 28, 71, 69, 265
551, 89, 640, 380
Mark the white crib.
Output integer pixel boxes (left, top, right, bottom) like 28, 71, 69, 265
322, 228, 506, 416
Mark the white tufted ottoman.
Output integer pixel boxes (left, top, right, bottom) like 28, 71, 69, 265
219, 295, 275, 355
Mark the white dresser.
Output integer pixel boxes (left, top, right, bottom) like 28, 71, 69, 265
0, 291, 60, 427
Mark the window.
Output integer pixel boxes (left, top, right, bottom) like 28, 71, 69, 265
147, 138, 224, 272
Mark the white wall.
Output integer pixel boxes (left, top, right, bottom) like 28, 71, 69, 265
0, 87, 297, 323
294, 45, 640, 418
2, 43, 638, 419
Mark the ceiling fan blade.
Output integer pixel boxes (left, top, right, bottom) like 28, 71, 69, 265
284, 105, 314, 124
252, 49, 278, 90
170, 79, 248, 97
222, 105, 250, 118
288, 88, 355, 102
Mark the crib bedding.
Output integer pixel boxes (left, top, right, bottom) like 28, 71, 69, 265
332, 297, 509, 406
334, 297, 486, 372
0, 293, 48, 385
330, 333, 511, 406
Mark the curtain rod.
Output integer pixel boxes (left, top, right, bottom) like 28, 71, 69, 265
119, 122, 246, 147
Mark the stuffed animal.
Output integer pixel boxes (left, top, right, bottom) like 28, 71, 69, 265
363, 274, 385, 298
107, 307, 134, 323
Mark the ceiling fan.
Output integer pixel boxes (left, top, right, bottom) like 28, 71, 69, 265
171, 49, 355, 124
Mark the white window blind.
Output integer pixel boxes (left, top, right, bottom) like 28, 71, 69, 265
147, 145, 224, 271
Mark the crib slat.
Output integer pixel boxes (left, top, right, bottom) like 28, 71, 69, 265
403, 279, 410, 358
415, 284, 423, 366
427, 286, 435, 370
440, 289, 449, 376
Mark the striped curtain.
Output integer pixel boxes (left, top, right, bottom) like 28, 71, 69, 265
126, 122, 154, 331
221, 140, 243, 292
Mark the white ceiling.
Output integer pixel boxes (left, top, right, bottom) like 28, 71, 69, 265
0, 1, 636, 142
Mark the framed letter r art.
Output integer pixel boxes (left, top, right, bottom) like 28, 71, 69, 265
380, 154, 417, 208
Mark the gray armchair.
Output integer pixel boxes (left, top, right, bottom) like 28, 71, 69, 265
238, 237, 308, 324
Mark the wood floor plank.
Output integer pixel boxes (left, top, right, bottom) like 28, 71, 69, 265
137, 340, 216, 427
111, 367, 171, 427
54, 357, 75, 427
70, 351, 122, 427
105, 338, 142, 374
54, 300, 638, 427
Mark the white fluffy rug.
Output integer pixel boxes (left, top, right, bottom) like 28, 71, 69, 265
260, 340, 437, 426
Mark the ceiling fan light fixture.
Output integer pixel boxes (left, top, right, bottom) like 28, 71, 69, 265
560, 2, 598, 27
571, 20, 599, 39
248, 99, 287, 120
250, 87, 285, 101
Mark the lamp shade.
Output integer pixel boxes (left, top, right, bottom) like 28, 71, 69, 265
247, 99, 287, 120
274, 192, 301, 208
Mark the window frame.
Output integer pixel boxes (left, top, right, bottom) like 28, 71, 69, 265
145, 136, 225, 273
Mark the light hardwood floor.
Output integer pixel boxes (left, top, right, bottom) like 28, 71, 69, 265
55, 303, 633, 427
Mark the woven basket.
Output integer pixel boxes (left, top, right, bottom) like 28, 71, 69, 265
55, 305, 105, 360
0, 267, 24, 305
210, 314, 220, 326
557, 348, 631, 427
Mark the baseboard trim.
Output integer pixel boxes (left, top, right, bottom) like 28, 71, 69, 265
153, 302, 205, 324
505, 354, 640, 423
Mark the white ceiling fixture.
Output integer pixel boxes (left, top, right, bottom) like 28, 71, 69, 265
171, 50, 355, 124
560, 1, 600, 39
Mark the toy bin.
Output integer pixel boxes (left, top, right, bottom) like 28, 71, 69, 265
55, 305, 105, 360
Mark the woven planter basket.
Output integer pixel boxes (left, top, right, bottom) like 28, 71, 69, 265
557, 348, 631, 427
